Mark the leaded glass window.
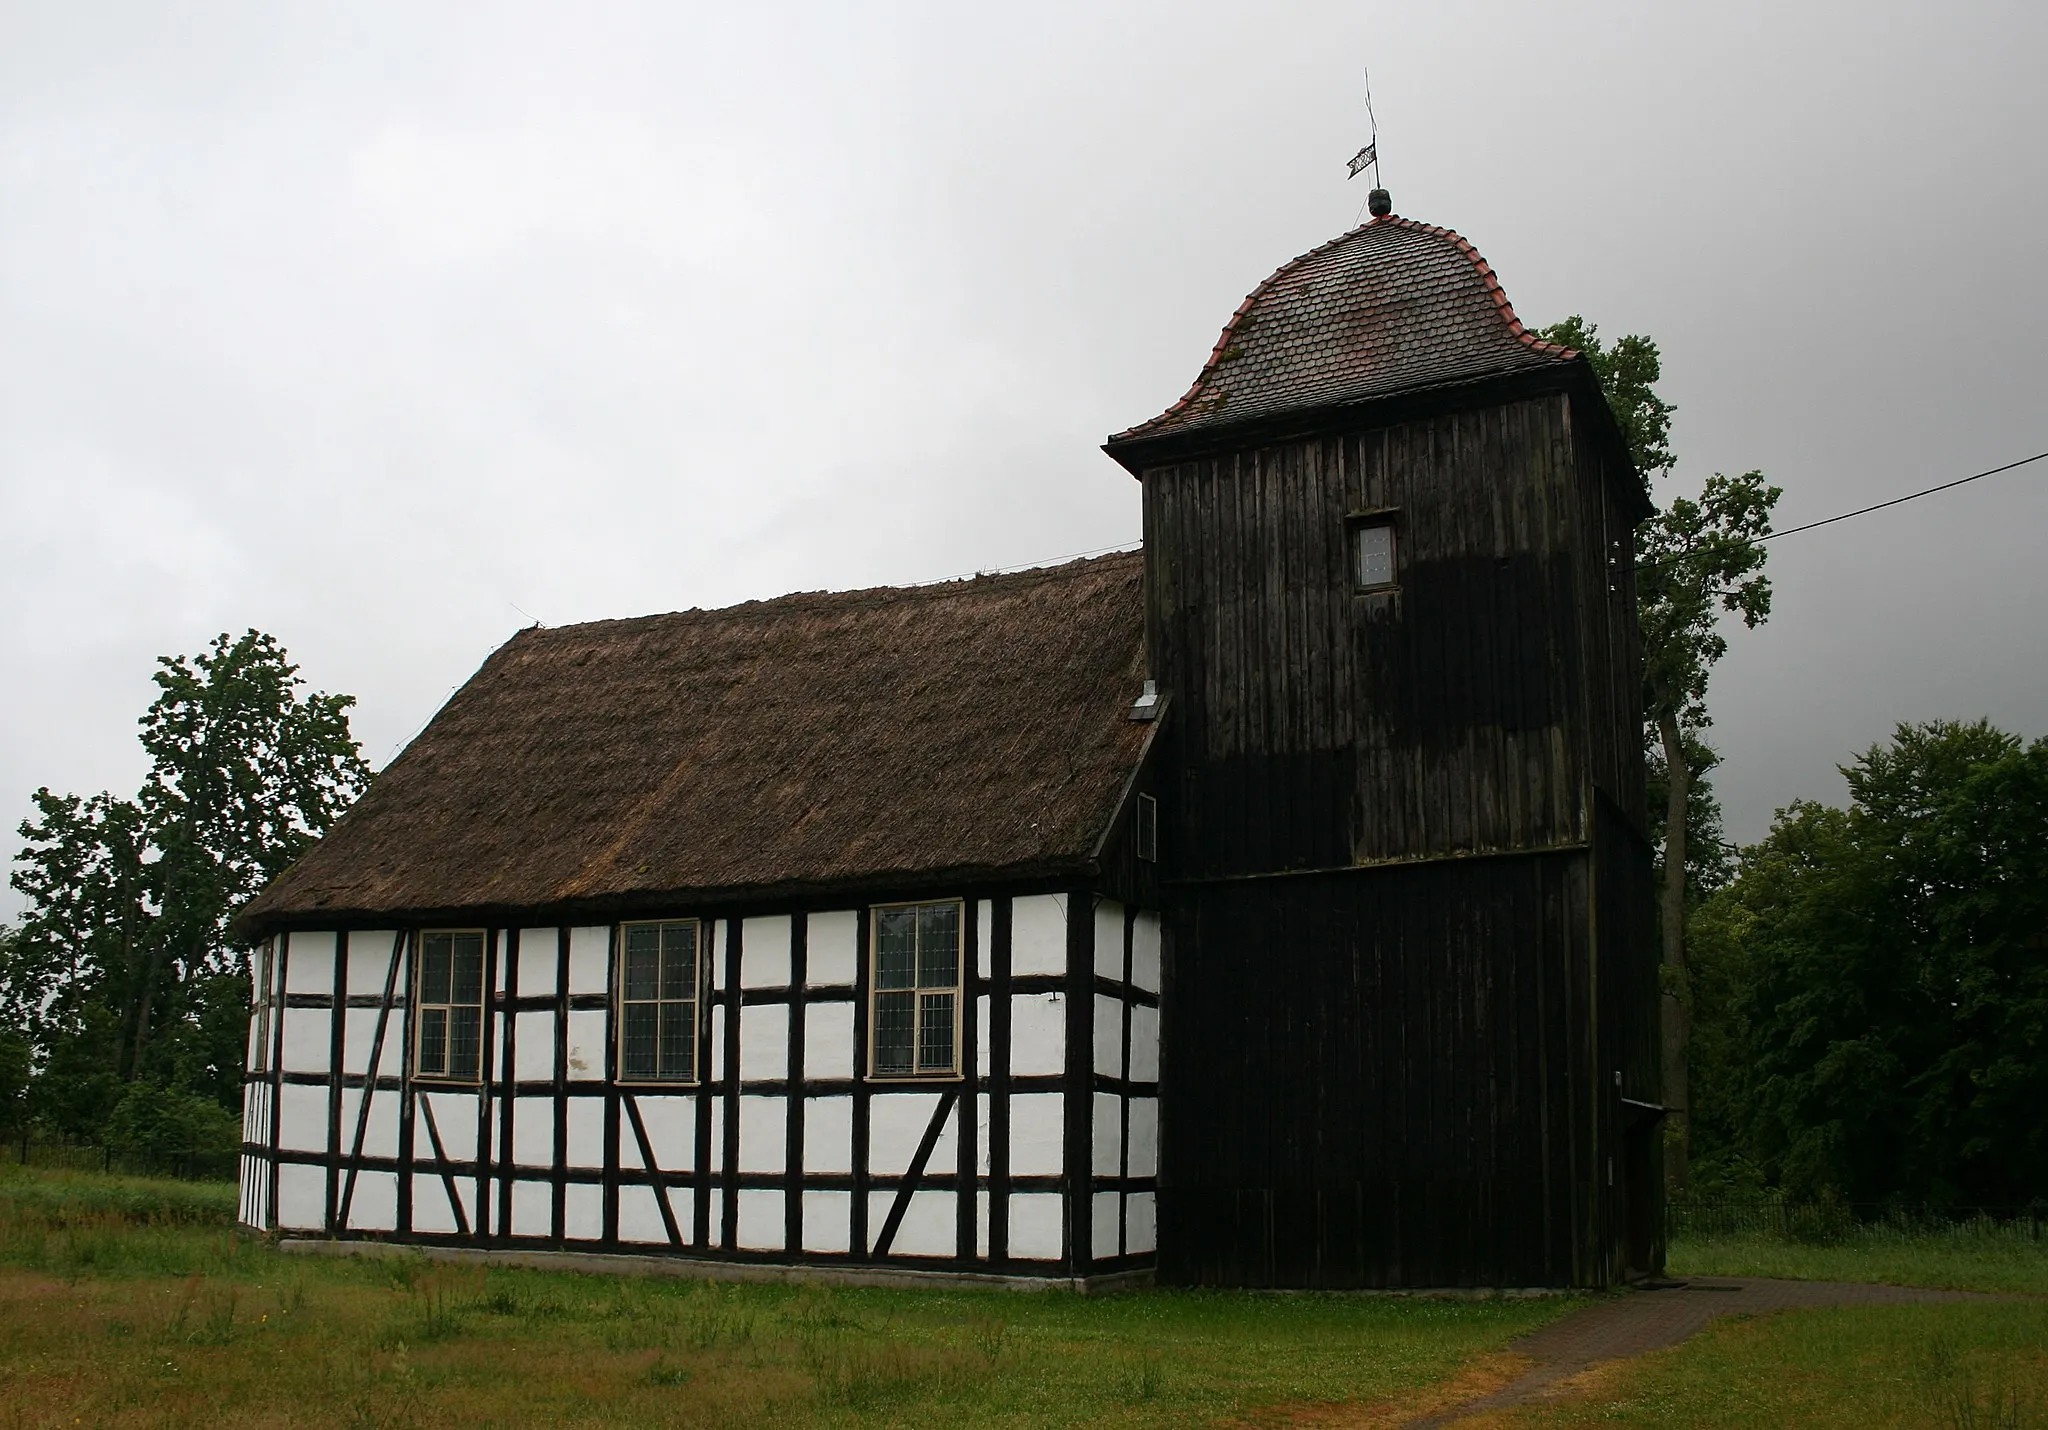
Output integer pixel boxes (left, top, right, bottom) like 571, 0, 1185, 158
869, 901, 962, 1078
414, 930, 485, 1081
619, 920, 701, 1083
250, 938, 276, 1073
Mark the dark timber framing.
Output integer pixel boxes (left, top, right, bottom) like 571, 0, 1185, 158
239, 887, 1162, 1284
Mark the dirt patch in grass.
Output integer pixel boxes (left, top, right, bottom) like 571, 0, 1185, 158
1459, 1301, 2048, 1429
1243, 1353, 1537, 1428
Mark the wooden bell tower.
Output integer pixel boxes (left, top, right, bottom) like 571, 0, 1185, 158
1105, 210, 1664, 1287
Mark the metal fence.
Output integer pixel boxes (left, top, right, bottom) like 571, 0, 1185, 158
13, 1138, 238, 1183
1670, 1198, 2047, 1246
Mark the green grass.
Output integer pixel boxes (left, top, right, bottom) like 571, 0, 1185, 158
0, 1166, 1569, 1428
1485, 1301, 2048, 1428
1670, 1227, 2048, 1296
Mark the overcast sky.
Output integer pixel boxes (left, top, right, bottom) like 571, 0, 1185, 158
5, 0, 2045, 916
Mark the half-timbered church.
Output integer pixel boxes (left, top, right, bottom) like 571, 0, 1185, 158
237, 198, 1662, 1290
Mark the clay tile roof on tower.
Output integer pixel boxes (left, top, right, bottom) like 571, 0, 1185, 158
235, 551, 1150, 935
1110, 216, 1579, 445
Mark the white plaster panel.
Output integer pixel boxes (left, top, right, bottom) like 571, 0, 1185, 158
977, 1093, 993, 1175
805, 911, 858, 987
343, 1007, 404, 1079
1126, 1191, 1157, 1255
515, 1011, 555, 1083
802, 1190, 852, 1253
565, 1009, 606, 1080
346, 930, 402, 996
567, 927, 610, 995
566, 1095, 605, 1168
803, 1001, 854, 1080
512, 1097, 553, 1168
707, 1185, 724, 1247
563, 1181, 603, 1241
1009, 994, 1065, 1076
618, 1183, 671, 1244
284, 931, 336, 994
1129, 1005, 1160, 1083
1127, 1097, 1159, 1178
280, 1007, 331, 1075
337, 1086, 399, 1161
975, 996, 992, 1078
742, 916, 792, 988
347, 1170, 397, 1232
868, 1091, 954, 1177
887, 1189, 956, 1258
709, 919, 727, 989
511, 1179, 552, 1237
410, 1173, 471, 1235
740, 1003, 790, 1082
1093, 899, 1125, 979
495, 931, 510, 993
976, 901, 993, 980
1009, 1093, 1065, 1177
1093, 1190, 1121, 1260
1095, 995, 1123, 1077
1008, 1192, 1064, 1261
518, 929, 559, 997
276, 1161, 326, 1230
629, 1095, 695, 1173
278, 1083, 328, 1153
419, 1091, 478, 1163
246, 1008, 263, 1076
739, 1095, 786, 1174
710, 1007, 725, 1083
1093, 1092, 1122, 1176
738, 1189, 785, 1249
805, 1096, 853, 1174
1010, 895, 1068, 977
1131, 912, 1162, 994
709, 1101, 724, 1178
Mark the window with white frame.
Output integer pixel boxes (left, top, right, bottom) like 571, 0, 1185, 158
870, 901, 962, 1078
250, 937, 276, 1073
619, 920, 701, 1083
413, 930, 485, 1081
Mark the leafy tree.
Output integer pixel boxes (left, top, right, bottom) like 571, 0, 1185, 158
1536, 317, 1781, 1188
7, 631, 369, 1136
1694, 720, 2048, 1203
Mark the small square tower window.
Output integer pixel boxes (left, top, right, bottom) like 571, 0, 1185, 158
1351, 517, 1398, 592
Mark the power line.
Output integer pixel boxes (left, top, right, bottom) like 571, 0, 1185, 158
1754, 449, 2047, 545
1636, 448, 2047, 573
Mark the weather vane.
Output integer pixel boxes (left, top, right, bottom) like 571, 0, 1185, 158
1347, 68, 1392, 219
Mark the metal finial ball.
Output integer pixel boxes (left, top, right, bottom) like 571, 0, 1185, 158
1367, 188, 1393, 218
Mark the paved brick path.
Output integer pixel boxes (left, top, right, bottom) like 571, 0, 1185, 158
1411, 1277, 1995, 1426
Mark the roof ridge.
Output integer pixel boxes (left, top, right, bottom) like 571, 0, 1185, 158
1106, 215, 1576, 447
524, 547, 1144, 642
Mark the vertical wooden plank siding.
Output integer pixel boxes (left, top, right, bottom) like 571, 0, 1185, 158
1144, 391, 1654, 1288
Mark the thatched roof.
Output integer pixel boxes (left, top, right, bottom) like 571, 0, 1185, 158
238, 552, 1150, 935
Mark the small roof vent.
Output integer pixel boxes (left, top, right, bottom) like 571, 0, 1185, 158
1128, 679, 1162, 722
